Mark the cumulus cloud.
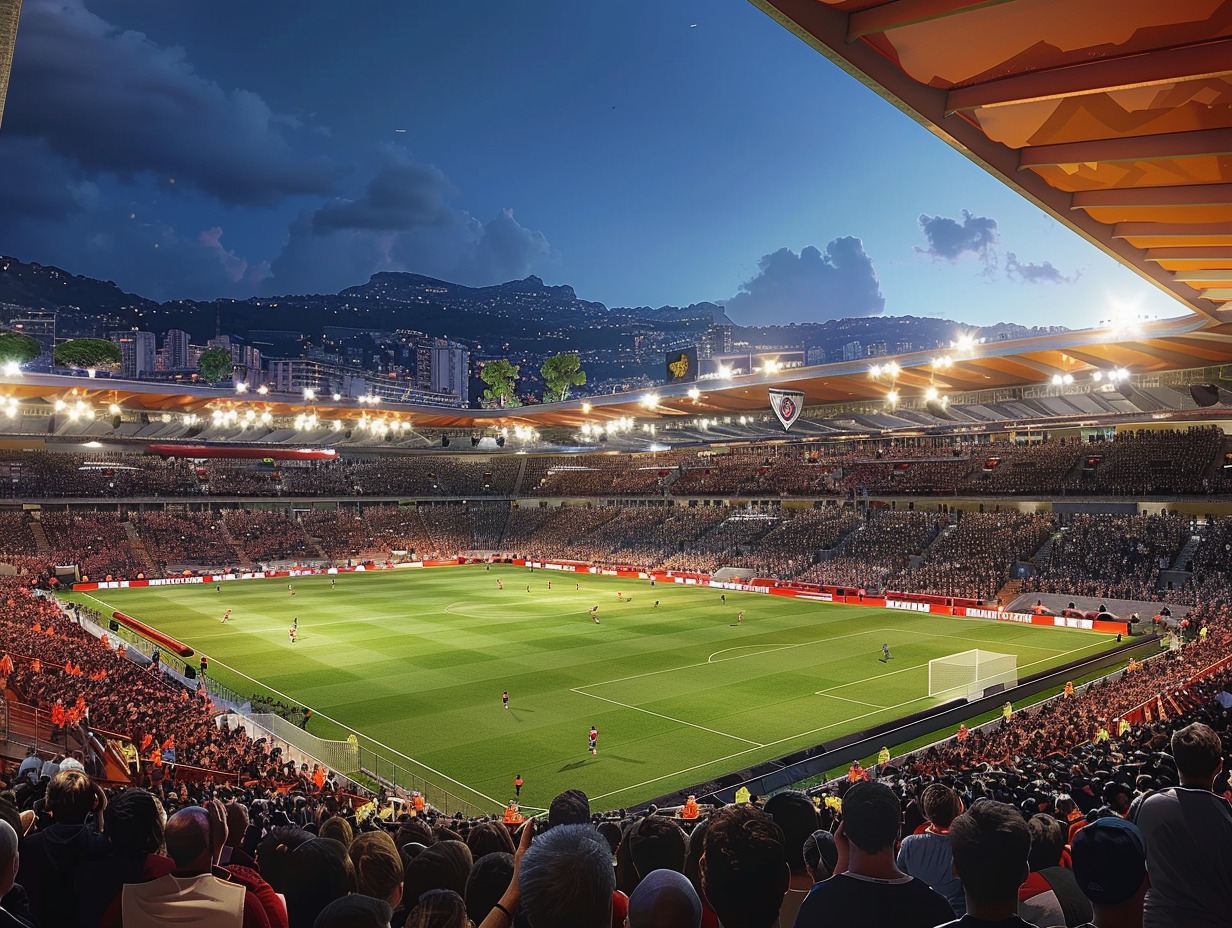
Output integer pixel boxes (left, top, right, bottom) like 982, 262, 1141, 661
724, 238, 885, 325
3, 0, 342, 206
266, 148, 555, 294
1005, 252, 1077, 284
917, 210, 998, 265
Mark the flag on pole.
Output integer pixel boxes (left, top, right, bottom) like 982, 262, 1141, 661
768, 389, 805, 432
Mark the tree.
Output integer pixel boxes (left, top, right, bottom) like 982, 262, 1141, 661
197, 347, 233, 383
480, 359, 521, 408
0, 332, 41, 365
54, 338, 121, 370
540, 353, 586, 403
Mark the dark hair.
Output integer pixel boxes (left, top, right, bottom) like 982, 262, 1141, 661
465, 851, 515, 925
284, 837, 357, 928
396, 817, 436, 849
318, 815, 353, 848
949, 801, 1030, 907
519, 824, 615, 928
1171, 722, 1223, 780
921, 784, 963, 830
256, 825, 312, 893
406, 888, 469, 928
839, 781, 901, 854
626, 814, 688, 885
105, 789, 163, 856
47, 770, 95, 824
466, 821, 516, 859
1026, 814, 1064, 871
701, 805, 786, 928
404, 839, 473, 908
763, 791, 820, 874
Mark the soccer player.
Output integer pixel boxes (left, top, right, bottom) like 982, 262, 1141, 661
547, 581, 551, 590
881, 643, 892, 662
653, 600, 660, 608
575, 582, 580, 591
738, 611, 744, 625
721, 594, 726, 604
503, 691, 509, 710
497, 579, 503, 589
221, 609, 231, 624
289, 583, 295, 596
617, 591, 623, 602
293, 616, 299, 630
289, 626, 297, 643
331, 577, 336, 589
216, 584, 221, 593
526, 585, 531, 593
591, 605, 600, 624
589, 726, 598, 755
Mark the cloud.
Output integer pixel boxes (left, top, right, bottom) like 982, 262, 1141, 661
1005, 252, 1077, 284
266, 149, 555, 294
917, 210, 998, 264
3, 0, 342, 206
725, 238, 885, 325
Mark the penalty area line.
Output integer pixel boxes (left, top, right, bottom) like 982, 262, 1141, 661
570, 687, 764, 747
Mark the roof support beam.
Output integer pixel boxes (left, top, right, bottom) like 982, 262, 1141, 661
1173, 270, 1232, 283
1019, 128, 1232, 168
1072, 184, 1232, 211
1113, 222, 1232, 241
1143, 246, 1232, 264
948, 38, 1232, 114
847, 0, 1014, 41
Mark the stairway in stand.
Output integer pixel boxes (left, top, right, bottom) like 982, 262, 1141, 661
994, 579, 1023, 606
121, 521, 156, 575
29, 519, 51, 556
220, 519, 255, 569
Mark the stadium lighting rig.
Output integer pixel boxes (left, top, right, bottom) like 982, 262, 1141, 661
868, 361, 900, 380
1051, 373, 1075, 386
687, 387, 701, 401
235, 382, 249, 394
886, 389, 900, 408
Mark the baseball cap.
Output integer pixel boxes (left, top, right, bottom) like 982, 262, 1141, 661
548, 789, 590, 828
1070, 817, 1147, 906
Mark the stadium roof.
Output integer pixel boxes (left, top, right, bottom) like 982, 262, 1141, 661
749, 0, 1232, 319
0, 0, 18, 132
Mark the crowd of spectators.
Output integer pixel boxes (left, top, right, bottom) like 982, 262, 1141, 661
40, 512, 145, 581
889, 512, 1053, 601
132, 512, 241, 571
1022, 513, 1191, 603
223, 511, 320, 564
797, 511, 942, 590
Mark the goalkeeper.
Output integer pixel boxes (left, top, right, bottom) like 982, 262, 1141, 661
880, 642, 892, 663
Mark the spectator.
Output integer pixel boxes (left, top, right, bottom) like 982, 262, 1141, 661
465, 852, 514, 927
0, 819, 35, 928
78, 787, 174, 928
617, 813, 688, 895
350, 830, 405, 910
122, 800, 271, 928
406, 888, 468, 928
795, 781, 953, 928
1068, 817, 1148, 928
897, 783, 966, 918
16, 769, 108, 926
627, 869, 703, 928
801, 830, 838, 884
314, 893, 394, 928
762, 791, 820, 928
283, 837, 355, 928
1131, 722, 1232, 928
700, 805, 787, 928
944, 800, 1034, 928
1018, 814, 1091, 927
518, 823, 615, 928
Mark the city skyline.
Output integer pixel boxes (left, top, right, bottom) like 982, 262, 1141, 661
0, 0, 1194, 330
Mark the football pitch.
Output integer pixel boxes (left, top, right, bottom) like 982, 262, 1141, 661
66, 564, 1120, 810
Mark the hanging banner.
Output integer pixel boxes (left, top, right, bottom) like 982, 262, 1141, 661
768, 388, 804, 432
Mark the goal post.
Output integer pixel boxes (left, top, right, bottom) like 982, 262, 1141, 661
928, 649, 1017, 700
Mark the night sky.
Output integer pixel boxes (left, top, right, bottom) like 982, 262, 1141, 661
0, 0, 1189, 328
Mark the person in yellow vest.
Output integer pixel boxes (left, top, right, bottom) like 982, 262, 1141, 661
1199, 625, 1209, 640
876, 746, 891, 776
1001, 701, 1013, 725
120, 740, 140, 776
1117, 717, 1130, 737
682, 796, 700, 819
1064, 681, 1074, 698
1095, 722, 1110, 743
734, 786, 751, 804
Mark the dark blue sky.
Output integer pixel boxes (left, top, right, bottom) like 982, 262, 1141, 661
0, 0, 1185, 327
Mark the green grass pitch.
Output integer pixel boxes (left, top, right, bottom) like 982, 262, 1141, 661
66, 564, 1120, 811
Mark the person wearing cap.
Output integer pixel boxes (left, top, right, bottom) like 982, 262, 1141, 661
1068, 816, 1148, 928
15, 749, 40, 788
795, 782, 953, 928
897, 784, 966, 917
1131, 722, 1232, 928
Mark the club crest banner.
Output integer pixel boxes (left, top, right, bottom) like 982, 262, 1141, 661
768, 389, 804, 432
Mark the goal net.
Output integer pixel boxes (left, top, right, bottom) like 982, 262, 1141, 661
928, 650, 1017, 700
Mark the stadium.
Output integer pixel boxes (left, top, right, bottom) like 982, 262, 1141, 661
2, 3, 1232, 928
